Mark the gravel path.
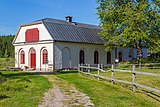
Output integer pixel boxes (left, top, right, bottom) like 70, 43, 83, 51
38, 75, 94, 107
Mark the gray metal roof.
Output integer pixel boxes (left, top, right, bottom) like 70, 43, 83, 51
40, 18, 106, 44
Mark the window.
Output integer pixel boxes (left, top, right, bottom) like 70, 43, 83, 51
118, 52, 123, 62
25, 28, 39, 42
79, 50, 85, 64
107, 51, 111, 64
129, 49, 133, 58
20, 50, 25, 64
94, 51, 99, 64
43, 49, 48, 64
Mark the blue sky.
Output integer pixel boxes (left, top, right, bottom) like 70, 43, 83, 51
0, 0, 100, 35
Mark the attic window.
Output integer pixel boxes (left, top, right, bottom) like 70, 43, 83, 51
25, 28, 39, 42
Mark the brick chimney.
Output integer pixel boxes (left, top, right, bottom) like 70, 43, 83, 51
65, 16, 72, 23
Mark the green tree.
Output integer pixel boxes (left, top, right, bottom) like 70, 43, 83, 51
97, 0, 160, 57
0, 35, 15, 58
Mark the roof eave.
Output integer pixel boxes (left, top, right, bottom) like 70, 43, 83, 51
54, 40, 105, 45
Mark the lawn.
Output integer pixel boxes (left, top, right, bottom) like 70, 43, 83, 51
88, 65, 160, 92
94, 69, 160, 91
0, 58, 160, 106
56, 71, 160, 107
0, 71, 51, 107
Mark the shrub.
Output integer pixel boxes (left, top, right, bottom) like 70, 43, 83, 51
129, 58, 160, 64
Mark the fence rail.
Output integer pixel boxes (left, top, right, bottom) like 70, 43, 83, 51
78, 64, 160, 94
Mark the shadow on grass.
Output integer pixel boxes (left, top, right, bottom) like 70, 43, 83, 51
142, 90, 160, 102
0, 95, 10, 100
0, 71, 56, 80
0, 70, 78, 80
56, 70, 78, 74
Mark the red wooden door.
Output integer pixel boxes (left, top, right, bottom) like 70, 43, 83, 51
30, 49, 36, 69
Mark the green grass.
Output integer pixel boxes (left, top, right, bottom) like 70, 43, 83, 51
0, 71, 51, 107
56, 71, 160, 107
0, 58, 15, 70
88, 65, 160, 91
97, 67, 160, 90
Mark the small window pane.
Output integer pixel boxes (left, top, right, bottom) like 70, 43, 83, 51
43, 49, 48, 64
20, 50, 25, 64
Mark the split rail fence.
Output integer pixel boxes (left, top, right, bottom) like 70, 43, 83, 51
78, 64, 160, 94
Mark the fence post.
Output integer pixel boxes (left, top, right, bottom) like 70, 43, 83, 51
86, 63, 88, 72
98, 64, 100, 81
81, 64, 83, 72
132, 64, 136, 93
101, 63, 103, 69
111, 64, 115, 84
88, 64, 90, 73
139, 62, 141, 69
78, 64, 80, 74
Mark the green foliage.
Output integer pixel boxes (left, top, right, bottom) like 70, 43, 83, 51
97, 0, 160, 52
129, 58, 160, 64
0, 35, 15, 58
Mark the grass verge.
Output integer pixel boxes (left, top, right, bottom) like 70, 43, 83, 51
56, 71, 160, 107
0, 71, 51, 107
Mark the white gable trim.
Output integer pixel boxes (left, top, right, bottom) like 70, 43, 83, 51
13, 21, 43, 44
13, 21, 54, 44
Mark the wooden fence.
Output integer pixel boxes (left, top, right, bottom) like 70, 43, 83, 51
78, 64, 160, 94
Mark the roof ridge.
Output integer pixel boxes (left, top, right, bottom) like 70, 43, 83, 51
40, 18, 101, 30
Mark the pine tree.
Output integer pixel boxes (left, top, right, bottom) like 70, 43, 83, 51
0, 35, 15, 58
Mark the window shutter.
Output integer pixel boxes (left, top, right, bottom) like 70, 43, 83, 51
25, 28, 39, 42
33, 28, 39, 41
25, 30, 29, 42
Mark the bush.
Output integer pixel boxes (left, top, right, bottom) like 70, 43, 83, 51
129, 58, 160, 64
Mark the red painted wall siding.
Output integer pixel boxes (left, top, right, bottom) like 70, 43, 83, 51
25, 28, 39, 42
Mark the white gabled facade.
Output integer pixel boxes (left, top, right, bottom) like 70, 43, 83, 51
13, 23, 54, 71
15, 23, 52, 43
